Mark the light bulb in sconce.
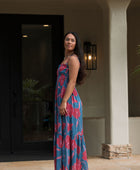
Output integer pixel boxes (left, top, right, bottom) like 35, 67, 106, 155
88, 55, 92, 60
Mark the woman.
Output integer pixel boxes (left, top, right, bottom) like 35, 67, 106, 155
54, 32, 88, 170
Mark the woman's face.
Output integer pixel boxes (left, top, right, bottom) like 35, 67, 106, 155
64, 33, 76, 52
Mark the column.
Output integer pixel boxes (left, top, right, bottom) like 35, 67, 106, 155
97, 0, 132, 159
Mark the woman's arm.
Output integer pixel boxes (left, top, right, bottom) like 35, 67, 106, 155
59, 55, 80, 116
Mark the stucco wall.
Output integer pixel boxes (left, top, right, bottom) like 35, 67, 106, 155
129, 118, 140, 154
83, 118, 105, 156
64, 9, 105, 118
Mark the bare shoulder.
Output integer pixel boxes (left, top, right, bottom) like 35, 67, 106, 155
68, 54, 80, 66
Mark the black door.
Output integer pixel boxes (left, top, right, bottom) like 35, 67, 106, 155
0, 14, 64, 156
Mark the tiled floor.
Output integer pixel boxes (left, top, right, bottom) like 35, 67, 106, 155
0, 155, 140, 170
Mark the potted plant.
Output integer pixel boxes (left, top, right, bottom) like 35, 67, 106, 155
22, 78, 54, 134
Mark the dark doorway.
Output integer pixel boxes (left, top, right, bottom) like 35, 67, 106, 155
0, 14, 64, 160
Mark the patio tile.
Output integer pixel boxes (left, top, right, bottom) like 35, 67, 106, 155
0, 155, 139, 170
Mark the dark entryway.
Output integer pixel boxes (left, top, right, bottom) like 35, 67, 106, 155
0, 14, 64, 160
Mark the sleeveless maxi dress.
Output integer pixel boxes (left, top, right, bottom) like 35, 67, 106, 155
54, 62, 88, 170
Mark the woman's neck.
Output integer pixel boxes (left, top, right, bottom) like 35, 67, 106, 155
64, 51, 74, 59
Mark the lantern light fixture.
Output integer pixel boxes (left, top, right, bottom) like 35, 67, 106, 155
84, 42, 97, 70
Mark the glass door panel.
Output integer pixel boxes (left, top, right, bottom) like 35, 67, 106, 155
22, 24, 54, 143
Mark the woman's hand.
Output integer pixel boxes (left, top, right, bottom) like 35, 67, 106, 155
59, 101, 67, 116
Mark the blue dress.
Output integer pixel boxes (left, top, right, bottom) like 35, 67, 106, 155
54, 62, 88, 170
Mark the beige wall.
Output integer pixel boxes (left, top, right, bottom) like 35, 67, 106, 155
64, 9, 105, 118
63, 5, 105, 155
64, 4, 105, 156
129, 118, 140, 154
83, 118, 105, 156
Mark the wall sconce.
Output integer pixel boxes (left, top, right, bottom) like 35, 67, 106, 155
84, 42, 97, 70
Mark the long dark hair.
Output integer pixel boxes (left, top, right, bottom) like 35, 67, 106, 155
64, 32, 87, 85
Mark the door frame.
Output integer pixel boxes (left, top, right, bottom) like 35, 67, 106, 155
0, 14, 64, 155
